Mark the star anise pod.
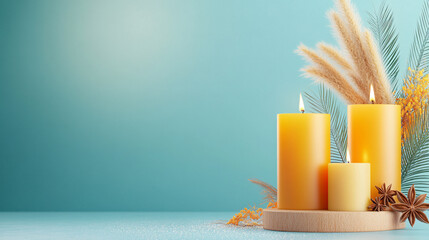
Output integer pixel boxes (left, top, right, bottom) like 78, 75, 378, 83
368, 197, 387, 211
375, 183, 396, 206
390, 185, 429, 227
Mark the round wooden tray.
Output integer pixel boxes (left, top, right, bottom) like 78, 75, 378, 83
263, 208, 405, 232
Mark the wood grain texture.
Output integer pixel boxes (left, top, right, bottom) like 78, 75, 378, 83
263, 209, 405, 232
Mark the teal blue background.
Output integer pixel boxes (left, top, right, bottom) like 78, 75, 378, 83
0, 0, 424, 211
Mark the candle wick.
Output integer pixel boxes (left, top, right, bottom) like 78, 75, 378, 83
301, 110, 305, 114
371, 100, 375, 104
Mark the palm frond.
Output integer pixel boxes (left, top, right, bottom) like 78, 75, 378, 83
305, 84, 347, 163
368, 2, 400, 94
407, 0, 429, 74
399, 0, 429, 198
248, 179, 277, 203
401, 109, 429, 197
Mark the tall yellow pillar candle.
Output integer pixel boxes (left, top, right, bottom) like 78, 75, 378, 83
277, 95, 330, 210
348, 88, 401, 198
328, 163, 370, 211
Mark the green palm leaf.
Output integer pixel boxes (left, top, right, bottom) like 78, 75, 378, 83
305, 84, 347, 163
407, 0, 429, 74
401, 110, 429, 196
369, 1, 429, 196
368, 2, 400, 93
398, 0, 429, 197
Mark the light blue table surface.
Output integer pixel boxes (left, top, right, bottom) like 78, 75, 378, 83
0, 212, 427, 240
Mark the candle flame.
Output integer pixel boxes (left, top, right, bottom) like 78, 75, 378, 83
299, 93, 305, 113
346, 149, 351, 163
370, 84, 375, 104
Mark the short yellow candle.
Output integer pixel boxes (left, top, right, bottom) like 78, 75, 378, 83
348, 86, 401, 198
278, 94, 330, 210
328, 162, 370, 211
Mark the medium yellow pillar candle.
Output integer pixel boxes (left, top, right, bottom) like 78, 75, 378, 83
328, 162, 370, 211
348, 86, 401, 198
278, 94, 330, 210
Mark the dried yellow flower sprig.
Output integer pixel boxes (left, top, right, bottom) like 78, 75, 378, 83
396, 68, 429, 140
226, 202, 277, 226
